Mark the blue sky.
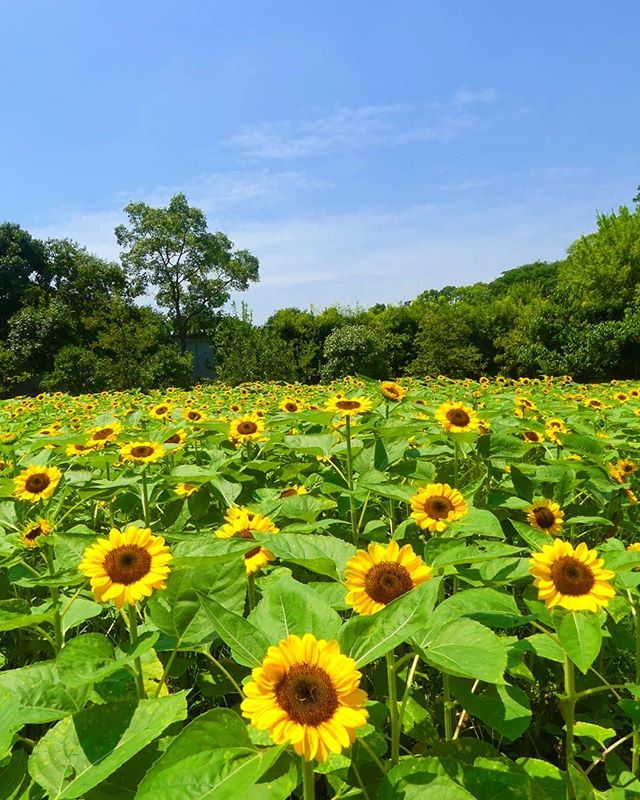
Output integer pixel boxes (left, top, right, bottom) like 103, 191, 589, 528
1, 0, 638, 321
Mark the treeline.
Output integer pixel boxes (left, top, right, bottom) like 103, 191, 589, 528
1, 196, 639, 395
217, 201, 640, 384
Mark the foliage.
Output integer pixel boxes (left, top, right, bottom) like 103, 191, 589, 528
115, 193, 260, 350
1, 376, 640, 797
321, 324, 391, 380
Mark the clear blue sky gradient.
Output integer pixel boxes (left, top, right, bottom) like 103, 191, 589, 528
1, 0, 638, 320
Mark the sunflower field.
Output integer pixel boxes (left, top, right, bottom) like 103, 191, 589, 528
2, 376, 640, 799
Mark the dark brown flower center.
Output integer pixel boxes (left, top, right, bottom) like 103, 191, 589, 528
24, 524, 44, 542
92, 428, 114, 440
336, 400, 361, 411
533, 506, 556, 529
165, 434, 182, 444
244, 546, 262, 560
275, 664, 339, 726
280, 488, 297, 498
25, 474, 50, 493
446, 408, 470, 427
364, 561, 413, 604
237, 421, 258, 435
155, 406, 168, 415
187, 411, 202, 421
285, 403, 298, 412
550, 556, 595, 596
423, 496, 454, 519
103, 544, 152, 585
130, 445, 154, 458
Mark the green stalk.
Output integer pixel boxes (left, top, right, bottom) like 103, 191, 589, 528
141, 468, 150, 527
344, 415, 358, 546
453, 440, 460, 488
443, 672, 454, 741
43, 547, 63, 653
386, 651, 400, 764
247, 573, 256, 612
634, 601, 640, 775
127, 604, 147, 700
302, 757, 315, 800
564, 654, 576, 799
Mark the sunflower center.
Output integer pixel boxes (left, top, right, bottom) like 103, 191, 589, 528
423, 496, 454, 519
524, 431, 540, 442
93, 428, 114, 440
285, 403, 298, 412
187, 411, 201, 421
130, 445, 154, 458
24, 525, 44, 542
237, 421, 258, 435
275, 664, 339, 726
103, 544, 152, 585
25, 473, 50, 493
364, 561, 413, 604
280, 488, 297, 498
336, 400, 361, 411
533, 507, 556, 529
244, 545, 262, 560
156, 406, 168, 414
550, 556, 595, 596
165, 434, 181, 444
446, 409, 470, 426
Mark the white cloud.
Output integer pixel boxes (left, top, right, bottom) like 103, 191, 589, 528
227, 90, 499, 159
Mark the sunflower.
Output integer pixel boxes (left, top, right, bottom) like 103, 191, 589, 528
241, 633, 368, 762
182, 408, 207, 423
344, 540, 433, 615
66, 443, 97, 456
325, 396, 373, 417
88, 422, 122, 444
279, 397, 303, 413
527, 498, 564, 535
150, 402, 173, 419
164, 429, 187, 446
627, 543, 640, 552
13, 465, 62, 503
279, 485, 308, 498
609, 459, 637, 484
410, 483, 468, 532
435, 402, 480, 433
79, 526, 172, 608
175, 482, 197, 497
120, 442, 166, 464
529, 539, 615, 612
21, 518, 52, 548
228, 413, 265, 445
380, 381, 406, 402
215, 507, 279, 574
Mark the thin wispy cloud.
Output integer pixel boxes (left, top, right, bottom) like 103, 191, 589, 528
227, 89, 499, 159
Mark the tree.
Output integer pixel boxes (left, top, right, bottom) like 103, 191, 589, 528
409, 303, 486, 378
0, 223, 48, 335
115, 193, 260, 350
321, 325, 390, 381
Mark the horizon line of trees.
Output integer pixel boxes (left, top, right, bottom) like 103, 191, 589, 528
1, 189, 640, 396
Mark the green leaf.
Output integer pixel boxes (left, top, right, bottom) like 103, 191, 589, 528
516, 758, 565, 800
450, 678, 532, 741
573, 722, 615, 746
198, 593, 270, 667
0, 686, 23, 760
253, 533, 355, 580
249, 573, 341, 641
338, 577, 441, 667
557, 612, 602, 673
416, 618, 507, 683
418, 588, 524, 638
148, 556, 246, 648
56, 632, 158, 688
0, 659, 92, 723
449, 507, 504, 539
0, 598, 54, 631
136, 709, 284, 800
28, 692, 188, 799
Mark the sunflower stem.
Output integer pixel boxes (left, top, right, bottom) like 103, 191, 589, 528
386, 650, 400, 765
453, 440, 460, 488
43, 546, 63, 653
141, 468, 150, 527
344, 415, 358, 547
247, 573, 256, 612
443, 672, 454, 741
563, 654, 576, 799
633, 599, 640, 775
302, 757, 316, 800
126, 603, 146, 700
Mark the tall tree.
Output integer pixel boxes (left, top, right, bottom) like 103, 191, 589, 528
115, 193, 260, 350
0, 223, 48, 335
